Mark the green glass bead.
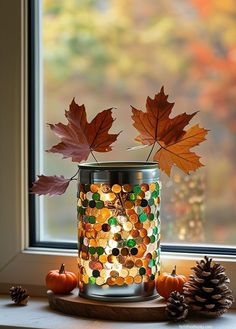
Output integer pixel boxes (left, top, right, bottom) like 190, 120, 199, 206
83, 216, 89, 223
136, 206, 143, 215
92, 193, 100, 201
88, 216, 96, 224
89, 277, 96, 284
84, 184, 90, 192
139, 213, 147, 222
149, 213, 154, 221
150, 274, 155, 281
139, 267, 146, 275
148, 198, 154, 206
127, 239, 136, 248
148, 259, 155, 268
150, 235, 155, 243
133, 185, 141, 194
89, 247, 96, 254
97, 246, 104, 255
129, 193, 136, 201
151, 190, 158, 198
153, 227, 158, 235
82, 199, 89, 207
96, 201, 104, 209
108, 217, 118, 225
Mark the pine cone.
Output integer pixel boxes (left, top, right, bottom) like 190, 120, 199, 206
9, 286, 29, 305
184, 256, 234, 317
166, 291, 188, 321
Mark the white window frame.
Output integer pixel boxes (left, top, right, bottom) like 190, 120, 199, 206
0, 0, 236, 303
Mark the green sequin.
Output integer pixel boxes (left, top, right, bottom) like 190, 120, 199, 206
139, 213, 147, 222
108, 217, 118, 225
127, 239, 136, 248
92, 193, 100, 201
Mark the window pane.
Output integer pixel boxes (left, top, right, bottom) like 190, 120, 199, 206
38, 0, 236, 246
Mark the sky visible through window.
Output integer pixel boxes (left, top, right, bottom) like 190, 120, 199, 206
39, 0, 236, 246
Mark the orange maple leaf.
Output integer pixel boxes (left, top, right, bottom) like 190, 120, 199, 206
47, 99, 120, 162
155, 125, 208, 175
131, 87, 208, 175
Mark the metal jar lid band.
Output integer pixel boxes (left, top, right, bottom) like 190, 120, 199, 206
78, 161, 159, 184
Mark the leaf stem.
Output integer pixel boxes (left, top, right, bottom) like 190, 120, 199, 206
70, 168, 80, 181
146, 142, 156, 162
90, 150, 100, 165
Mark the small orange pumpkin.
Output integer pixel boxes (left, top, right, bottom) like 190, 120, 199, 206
45, 264, 77, 294
156, 265, 187, 299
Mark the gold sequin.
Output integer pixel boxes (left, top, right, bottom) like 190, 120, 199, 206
96, 277, 105, 285
125, 276, 134, 285
82, 274, 89, 284
134, 275, 142, 284
90, 184, 99, 193
99, 255, 107, 263
108, 255, 116, 263
120, 268, 129, 278
123, 221, 133, 231
94, 223, 102, 231
112, 184, 122, 193
115, 277, 125, 286
107, 192, 116, 201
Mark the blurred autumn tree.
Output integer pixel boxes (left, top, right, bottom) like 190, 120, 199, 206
41, 0, 236, 245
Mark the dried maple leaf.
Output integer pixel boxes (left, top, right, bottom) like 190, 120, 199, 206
132, 87, 197, 146
155, 125, 208, 176
31, 175, 71, 196
48, 99, 120, 162
131, 87, 208, 175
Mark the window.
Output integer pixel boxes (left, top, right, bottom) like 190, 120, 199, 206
30, 0, 236, 252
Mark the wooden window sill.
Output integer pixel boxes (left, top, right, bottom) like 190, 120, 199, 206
0, 294, 236, 329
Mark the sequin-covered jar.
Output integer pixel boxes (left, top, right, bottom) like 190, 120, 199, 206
77, 162, 161, 301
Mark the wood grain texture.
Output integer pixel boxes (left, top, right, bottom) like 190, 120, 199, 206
47, 289, 167, 322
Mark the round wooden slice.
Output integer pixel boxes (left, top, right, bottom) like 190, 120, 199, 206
47, 289, 167, 322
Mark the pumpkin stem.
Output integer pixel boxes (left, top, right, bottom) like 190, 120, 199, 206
59, 263, 65, 274
171, 265, 177, 277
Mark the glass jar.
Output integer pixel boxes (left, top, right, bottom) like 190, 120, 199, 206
77, 162, 161, 301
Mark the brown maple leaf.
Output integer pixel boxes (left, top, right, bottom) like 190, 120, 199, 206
132, 86, 197, 146
131, 87, 208, 175
47, 99, 120, 162
31, 175, 71, 195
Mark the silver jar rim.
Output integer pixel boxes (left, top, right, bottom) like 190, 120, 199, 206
78, 161, 159, 184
